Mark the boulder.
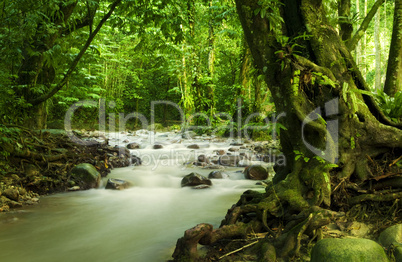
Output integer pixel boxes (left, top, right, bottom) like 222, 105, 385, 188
214, 150, 226, 155
68, 186, 81, 191
2, 188, 19, 202
208, 171, 229, 179
228, 147, 240, 152
378, 224, 402, 262
244, 165, 269, 180
311, 238, 388, 262
127, 142, 140, 149
153, 144, 163, 149
181, 173, 212, 187
197, 154, 209, 163
187, 144, 200, 149
131, 155, 142, 166
70, 163, 101, 189
105, 178, 130, 190
219, 155, 241, 166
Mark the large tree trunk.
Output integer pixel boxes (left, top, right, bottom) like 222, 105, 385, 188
384, 0, 402, 96
172, 0, 402, 260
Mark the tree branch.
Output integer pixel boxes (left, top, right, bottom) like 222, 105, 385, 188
29, 0, 122, 106
347, 0, 385, 51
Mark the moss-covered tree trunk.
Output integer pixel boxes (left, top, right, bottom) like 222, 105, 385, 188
384, 0, 402, 96
172, 0, 402, 260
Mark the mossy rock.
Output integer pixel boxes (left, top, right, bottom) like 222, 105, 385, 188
244, 165, 269, 180
311, 238, 389, 262
378, 224, 402, 262
70, 163, 101, 189
181, 173, 212, 187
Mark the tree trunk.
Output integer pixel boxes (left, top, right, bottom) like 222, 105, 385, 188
172, 0, 402, 260
374, 8, 382, 90
384, 0, 402, 96
338, 0, 353, 41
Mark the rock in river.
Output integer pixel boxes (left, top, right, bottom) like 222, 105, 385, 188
70, 163, 101, 189
181, 173, 212, 187
127, 142, 140, 149
105, 178, 130, 190
244, 165, 269, 180
208, 171, 229, 179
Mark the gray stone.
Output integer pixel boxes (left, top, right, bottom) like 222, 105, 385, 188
68, 186, 81, 191
181, 173, 212, 187
127, 142, 140, 149
208, 171, 229, 179
228, 147, 240, 152
105, 178, 130, 190
187, 144, 200, 149
70, 163, 101, 189
378, 224, 402, 262
311, 238, 389, 262
244, 165, 269, 180
197, 154, 209, 163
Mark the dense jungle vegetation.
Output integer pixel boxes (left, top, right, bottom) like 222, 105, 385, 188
0, 0, 401, 261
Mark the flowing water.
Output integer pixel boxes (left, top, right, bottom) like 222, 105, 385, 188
0, 131, 270, 262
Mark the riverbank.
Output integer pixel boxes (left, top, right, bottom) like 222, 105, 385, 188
0, 128, 132, 211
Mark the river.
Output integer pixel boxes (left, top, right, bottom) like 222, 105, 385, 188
0, 131, 270, 261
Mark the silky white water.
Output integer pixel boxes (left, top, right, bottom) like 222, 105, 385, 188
0, 132, 269, 262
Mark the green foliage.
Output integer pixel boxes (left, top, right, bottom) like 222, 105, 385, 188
374, 90, 402, 122
312, 72, 337, 87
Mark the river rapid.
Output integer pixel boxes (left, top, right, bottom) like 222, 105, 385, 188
0, 131, 272, 262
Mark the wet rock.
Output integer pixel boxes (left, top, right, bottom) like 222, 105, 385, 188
70, 163, 101, 189
214, 150, 226, 155
230, 142, 243, 146
193, 161, 207, 167
378, 224, 402, 262
192, 185, 211, 189
204, 165, 222, 169
123, 139, 129, 143
244, 165, 269, 180
208, 171, 229, 179
181, 173, 212, 187
2, 188, 19, 202
153, 144, 163, 149
127, 142, 140, 149
68, 186, 81, 191
219, 155, 241, 166
105, 178, 130, 190
311, 238, 388, 262
228, 147, 240, 152
197, 154, 209, 163
131, 155, 142, 166
187, 144, 200, 149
